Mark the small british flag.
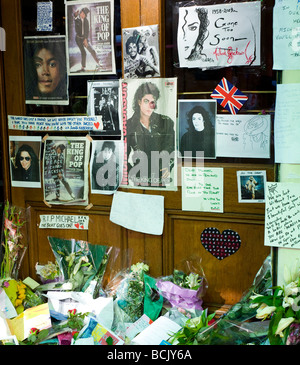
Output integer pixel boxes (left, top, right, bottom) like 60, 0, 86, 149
210, 77, 248, 115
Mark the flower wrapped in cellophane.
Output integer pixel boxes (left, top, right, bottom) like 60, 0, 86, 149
43, 237, 116, 296
0, 201, 27, 280
156, 257, 207, 311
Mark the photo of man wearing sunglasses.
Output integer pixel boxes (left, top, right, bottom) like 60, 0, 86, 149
9, 137, 41, 187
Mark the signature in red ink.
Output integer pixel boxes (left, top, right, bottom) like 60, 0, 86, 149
213, 41, 254, 65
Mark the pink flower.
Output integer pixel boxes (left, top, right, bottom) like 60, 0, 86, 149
3, 281, 9, 288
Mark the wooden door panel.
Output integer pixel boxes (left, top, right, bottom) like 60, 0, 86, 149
170, 213, 270, 309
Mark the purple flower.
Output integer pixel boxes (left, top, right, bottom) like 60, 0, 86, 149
287, 323, 300, 345
3, 281, 9, 288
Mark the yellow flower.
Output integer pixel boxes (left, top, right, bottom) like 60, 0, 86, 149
255, 303, 276, 320
275, 317, 295, 337
15, 298, 23, 307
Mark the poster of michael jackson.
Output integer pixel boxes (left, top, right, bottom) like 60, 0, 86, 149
23, 35, 69, 105
87, 79, 121, 136
43, 136, 91, 205
65, 0, 116, 76
121, 78, 177, 191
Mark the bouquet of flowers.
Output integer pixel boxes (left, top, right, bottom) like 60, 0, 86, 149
156, 259, 207, 311
47, 237, 114, 294
0, 201, 27, 280
113, 262, 150, 323
250, 259, 300, 345
36, 261, 61, 283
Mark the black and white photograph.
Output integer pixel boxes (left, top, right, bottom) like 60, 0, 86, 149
178, 100, 216, 159
87, 80, 121, 135
23, 35, 69, 105
90, 140, 124, 194
122, 24, 160, 79
122, 77, 177, 190
43, 137, 90, 205
65, 0, 116, 75
237, 170, 266, 203
9, 136, 42, 188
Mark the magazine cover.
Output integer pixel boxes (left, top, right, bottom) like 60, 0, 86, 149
87, 80, 121, 135
23, 35, 69, 105
90, 140, 124, 195
121, 78, 177, 191
65, 0, 116, 75
178, 99, 216, 159
9, 136, 42, 188
122, 25, 160, 78
43, 136, 91, 205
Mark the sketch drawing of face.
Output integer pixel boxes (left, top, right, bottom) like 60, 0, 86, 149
178, 6, 209, 62
182, 9, 201, 59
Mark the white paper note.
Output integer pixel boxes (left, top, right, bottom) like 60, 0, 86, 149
182, 167, 223, 213
109, 191, 164, 235
274, 84, 300, 163
265, 182, 300, 248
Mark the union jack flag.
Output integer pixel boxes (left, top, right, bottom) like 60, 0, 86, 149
210, 77, 248, 115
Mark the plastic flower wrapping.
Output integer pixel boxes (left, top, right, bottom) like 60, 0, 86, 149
0, 201, 27, 280
249, 257, 300, 345
156, 258, 208, 311
45, 237, 117, 297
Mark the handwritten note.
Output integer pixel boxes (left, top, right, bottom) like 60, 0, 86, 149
273, 0, 300, 70
39, 215, 89, 230
265, 182, 300, 248
182, 167, 223, 213
177, 1, 261, 69
37, 2, 53, 32
216, 114, 271, 158
274, 83, 300, 163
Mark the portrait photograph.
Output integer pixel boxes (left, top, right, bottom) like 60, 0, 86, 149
178, 99, 216, 159
237, 170, 266, 203
23, 35, 69, 105
9, 136, 42, 188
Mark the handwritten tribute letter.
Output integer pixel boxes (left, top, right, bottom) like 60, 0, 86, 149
265, 182, 300, 249
177, 1, 261, 69
182, 167, 223, 213
273, 0, 300, 70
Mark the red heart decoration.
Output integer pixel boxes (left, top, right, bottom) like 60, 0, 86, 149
75, 223, 80, 229
201, 227, 241, 260
80, 225, 84, 229
94, 122, 100, 129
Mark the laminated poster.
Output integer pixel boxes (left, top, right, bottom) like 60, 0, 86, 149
121, 77, 177, 191
177, 1, 261, 69
87, 79, 121, 136
122, 24, 160, 79
265, 182, 300, 249
90, 140, 124, 195
9, 136, 42, 188
65, 0, 116, 75
237, 170, 266, 203
23, 35, 69, 105
43, 136, 90, 206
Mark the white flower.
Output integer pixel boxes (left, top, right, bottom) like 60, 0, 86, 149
7, 240, 14, 252
255, 303, 276, 320
284, 259, 300, 285
282, 296, 295, 308
131, 262, 149, 274
249, 293, 263, 308
275, 317, 295, 337
284, 281, 300, 297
